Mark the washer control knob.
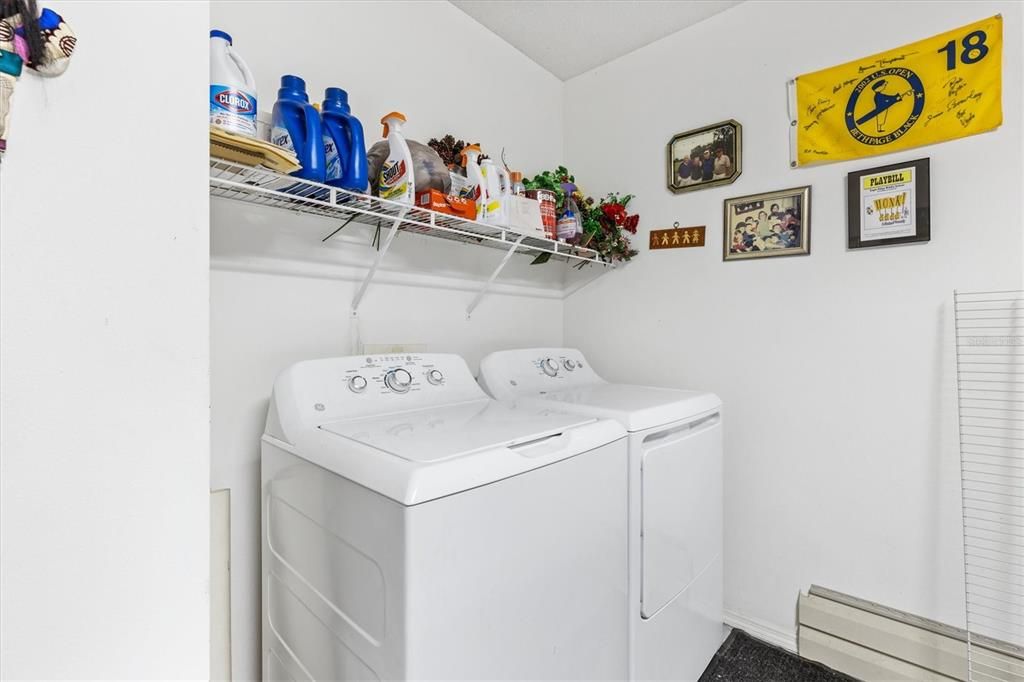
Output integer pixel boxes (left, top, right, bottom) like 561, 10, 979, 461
562, 359, 576, 371
541, 358, 559, 377
348, 375, 368, 393
426, 369, 444, 385
385, 368, 413, 393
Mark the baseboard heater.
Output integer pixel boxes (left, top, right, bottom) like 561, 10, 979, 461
799, 586, 1024, 681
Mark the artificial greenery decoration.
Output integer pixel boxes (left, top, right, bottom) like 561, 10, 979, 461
523, 166, 571, 211
524, 166, 639, 263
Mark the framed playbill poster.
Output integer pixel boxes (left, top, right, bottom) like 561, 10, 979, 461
847, 157, 930, 249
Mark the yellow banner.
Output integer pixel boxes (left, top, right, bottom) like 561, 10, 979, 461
792, 15, 1002, 166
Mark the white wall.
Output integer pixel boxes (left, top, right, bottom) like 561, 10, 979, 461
0, 2, 210, 679
208, 2, 569, 678
563, 0, 1023, 649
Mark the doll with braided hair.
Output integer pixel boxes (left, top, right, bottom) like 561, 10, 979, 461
0, 0, 75, 154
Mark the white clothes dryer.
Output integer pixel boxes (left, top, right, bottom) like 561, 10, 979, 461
261, 353, 629, 681
478, 348, 723, 681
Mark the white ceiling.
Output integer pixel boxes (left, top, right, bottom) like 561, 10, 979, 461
450, 0, 742, 81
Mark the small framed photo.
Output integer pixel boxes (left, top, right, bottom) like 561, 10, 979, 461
723, 185, 811, 261
847, 158, 930, 249
667, 120, 742, 194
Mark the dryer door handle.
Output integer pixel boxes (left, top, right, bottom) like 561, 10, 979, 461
642, 412, 720, 445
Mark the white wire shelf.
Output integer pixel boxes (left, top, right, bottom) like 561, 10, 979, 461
209, 159, 608, 266
209, 158, 611, 317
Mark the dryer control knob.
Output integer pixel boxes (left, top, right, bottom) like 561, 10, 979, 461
426, 369, 444, 385
348, 375, 368, 393
541, 358, 559, 377
385, 368, 413, 393
562, 359, 576, 371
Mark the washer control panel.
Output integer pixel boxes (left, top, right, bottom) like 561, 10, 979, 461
273, 354, 477, 427
478, 348, 603, 401
341, 354, 452, 398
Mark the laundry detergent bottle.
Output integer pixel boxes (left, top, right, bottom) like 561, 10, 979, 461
481, 159, 510, 226
377, 111, 415, 205
460, 144, 488, 222
271, 75, 326, 182
321, 88, 368, 192
209, 29, 257, 137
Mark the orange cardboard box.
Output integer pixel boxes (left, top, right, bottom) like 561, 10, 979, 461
417, 189, 477, 221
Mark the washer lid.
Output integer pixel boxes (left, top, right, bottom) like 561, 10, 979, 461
534, 384, 721, 432
320, 399, 596, 462
284, 400, 625, 505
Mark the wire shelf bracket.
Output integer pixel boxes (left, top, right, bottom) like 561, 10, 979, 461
466, 235, 526, 320
351, 208, 408, 317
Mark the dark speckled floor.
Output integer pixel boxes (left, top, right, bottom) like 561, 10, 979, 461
699, 630, 857, 682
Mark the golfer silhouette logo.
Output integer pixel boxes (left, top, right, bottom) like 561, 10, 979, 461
865, 79, 901, 132
844, 67, 925, 145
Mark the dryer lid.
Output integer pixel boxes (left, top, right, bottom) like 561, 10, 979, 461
532, 384, 721, 433
319, 399, 597, 462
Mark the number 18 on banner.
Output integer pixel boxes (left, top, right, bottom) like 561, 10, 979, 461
789, 15, 1002, 167
937, 28, 990, 70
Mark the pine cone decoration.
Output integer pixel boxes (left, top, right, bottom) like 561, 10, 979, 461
427, 133, 488, 172
427, 134, 460, 170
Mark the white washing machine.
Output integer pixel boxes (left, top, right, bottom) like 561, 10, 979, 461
478, 348, 723, 681
261, 353, 629, 681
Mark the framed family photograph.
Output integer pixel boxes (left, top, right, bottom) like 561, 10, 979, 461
723, 186, 811, 261
667, 120, 742, 194
847, 158, 930, 249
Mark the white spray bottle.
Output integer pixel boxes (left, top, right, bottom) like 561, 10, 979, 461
377, 111, 415, 205
461, 144, 488, 222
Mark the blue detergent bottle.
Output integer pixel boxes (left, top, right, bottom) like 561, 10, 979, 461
271, 75, 325, 183
320, 88, 368, 192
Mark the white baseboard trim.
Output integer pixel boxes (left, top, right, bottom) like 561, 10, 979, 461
724, 609, 798, 654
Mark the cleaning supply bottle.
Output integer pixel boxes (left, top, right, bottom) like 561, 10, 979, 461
557, 203, 578, 241
271, 75, 326, 182
495, 164, 512, 224
209, 29, 258, 138
509, 171, 526, 196
481, 159, 510, 226
460, 144, 488, 222
377, 111, 415, 205
321, 88, 368, 193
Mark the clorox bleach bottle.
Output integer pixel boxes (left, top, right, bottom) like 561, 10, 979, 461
209, 29, 258, 137
271, 75, 326, 182
321, 88, 368, 192
460, 144, 488, 222
481, 159, 511, 226
377, 112, 415, 205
